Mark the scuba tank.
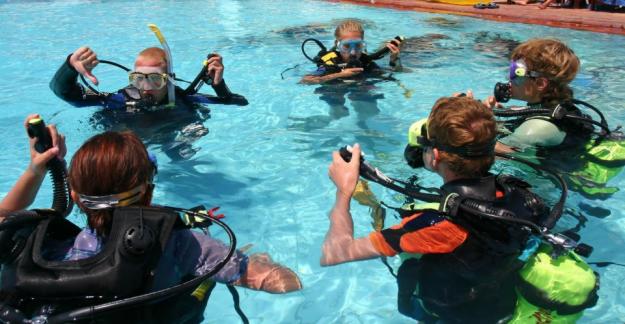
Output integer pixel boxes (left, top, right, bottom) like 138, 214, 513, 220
511, 242, 599, 323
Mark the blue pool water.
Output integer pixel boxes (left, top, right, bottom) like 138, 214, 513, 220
1, 0, 625, 322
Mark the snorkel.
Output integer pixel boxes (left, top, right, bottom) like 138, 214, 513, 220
148, 24, 175, 107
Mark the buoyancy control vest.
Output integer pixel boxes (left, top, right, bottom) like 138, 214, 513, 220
316, 50, 378, 75
498, 102, 595, 149
397, 175, 549, 323
0, 206, 211, 323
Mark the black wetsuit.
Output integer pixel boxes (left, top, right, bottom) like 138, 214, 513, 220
50, 54, 247, 111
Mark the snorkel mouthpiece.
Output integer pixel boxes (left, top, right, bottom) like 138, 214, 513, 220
494, 82, 512, 103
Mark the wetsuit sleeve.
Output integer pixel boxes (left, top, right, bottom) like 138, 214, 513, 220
172, 229, 249, 284
184, 79, 249, 106
49, 54, 114, 108
504, 118, 566, 147
368, 211, 468, 256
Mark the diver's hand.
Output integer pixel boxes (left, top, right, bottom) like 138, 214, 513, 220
329, 143, 361, 201
338, 67, 364, 78
387, 38, 402, 64
483, 95, 504, 109
495, 142, 520, 154
206, 54, 224, 85
237, 253, 302, 293
69, 47, 99, 85
24, 114, 66, 176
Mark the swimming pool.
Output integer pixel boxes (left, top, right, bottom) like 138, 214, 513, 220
1, 0, 625, 322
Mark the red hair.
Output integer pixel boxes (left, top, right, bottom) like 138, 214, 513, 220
68, 131, 153, 236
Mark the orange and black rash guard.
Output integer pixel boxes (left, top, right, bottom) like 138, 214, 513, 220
369, 210, 468, 256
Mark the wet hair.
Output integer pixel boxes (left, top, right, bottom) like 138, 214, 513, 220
427, 97, 496, 178
68, 131, 154, 236
135, 47, 168, 69
334, 19, 365, 39
511, 38, 580, 107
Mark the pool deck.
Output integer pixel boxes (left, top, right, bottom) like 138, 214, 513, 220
328, 0, 625, 35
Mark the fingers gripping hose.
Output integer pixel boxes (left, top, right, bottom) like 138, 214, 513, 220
27, 119, 72, 217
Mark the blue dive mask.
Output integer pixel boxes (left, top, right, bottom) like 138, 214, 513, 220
337, 39, 366, 54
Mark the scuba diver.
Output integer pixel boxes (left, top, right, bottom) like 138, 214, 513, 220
469, 38, 625, 201
50, 25, 248, 160
50, 26, 248, 112
300, 19, 402, 85
323, 97, 598, 323
294, 19, 404, 128
0, 118, 302, 323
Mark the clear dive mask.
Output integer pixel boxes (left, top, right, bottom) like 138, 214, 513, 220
129, 72, 169, 90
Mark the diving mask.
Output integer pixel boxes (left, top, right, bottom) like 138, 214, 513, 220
509, 60, 541, 85
404, 118, 496, 169
405, 119, 429, 168
493, 60, 542, 103
337, 39, 366, 54
78, 153, 158, 210
129, 71, 169, 90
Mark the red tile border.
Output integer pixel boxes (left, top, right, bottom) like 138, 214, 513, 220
327, 0, 625, 35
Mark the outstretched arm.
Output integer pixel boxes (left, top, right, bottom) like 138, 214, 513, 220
300, 68, 363, 84
50, 47, 109, 107
0, 115, 66, 220
320, 144, 382, 266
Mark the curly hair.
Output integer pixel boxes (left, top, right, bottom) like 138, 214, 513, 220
511, 39, 580, 107
427, 97, 497, 177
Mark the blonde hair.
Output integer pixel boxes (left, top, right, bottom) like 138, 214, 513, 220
428, 97, 497, 178
135, 47, 168, 68
511, 39, 580, 106
334, 19, 365, 39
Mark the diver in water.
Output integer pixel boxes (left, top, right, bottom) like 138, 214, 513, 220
50, 26, 248, 160
322, 96, 598, 323
300, 20, 402, 85
51, 27, 247, 112
0, 123, 301, 323
295, 19, 403, 127
472, 38, 625, 201
0, 115, 65, 219
50, 45, 247, 111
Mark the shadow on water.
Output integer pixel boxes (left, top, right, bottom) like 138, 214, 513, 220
272, 18, 377, 39
156, 158, 254, 208
89, 104, 212, 161
424, 16, 464, 29
469, 31, 521, 59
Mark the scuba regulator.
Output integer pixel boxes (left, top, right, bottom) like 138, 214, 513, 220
26, 118, 72, 216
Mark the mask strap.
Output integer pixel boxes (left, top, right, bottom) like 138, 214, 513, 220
78, 184, 146, 210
